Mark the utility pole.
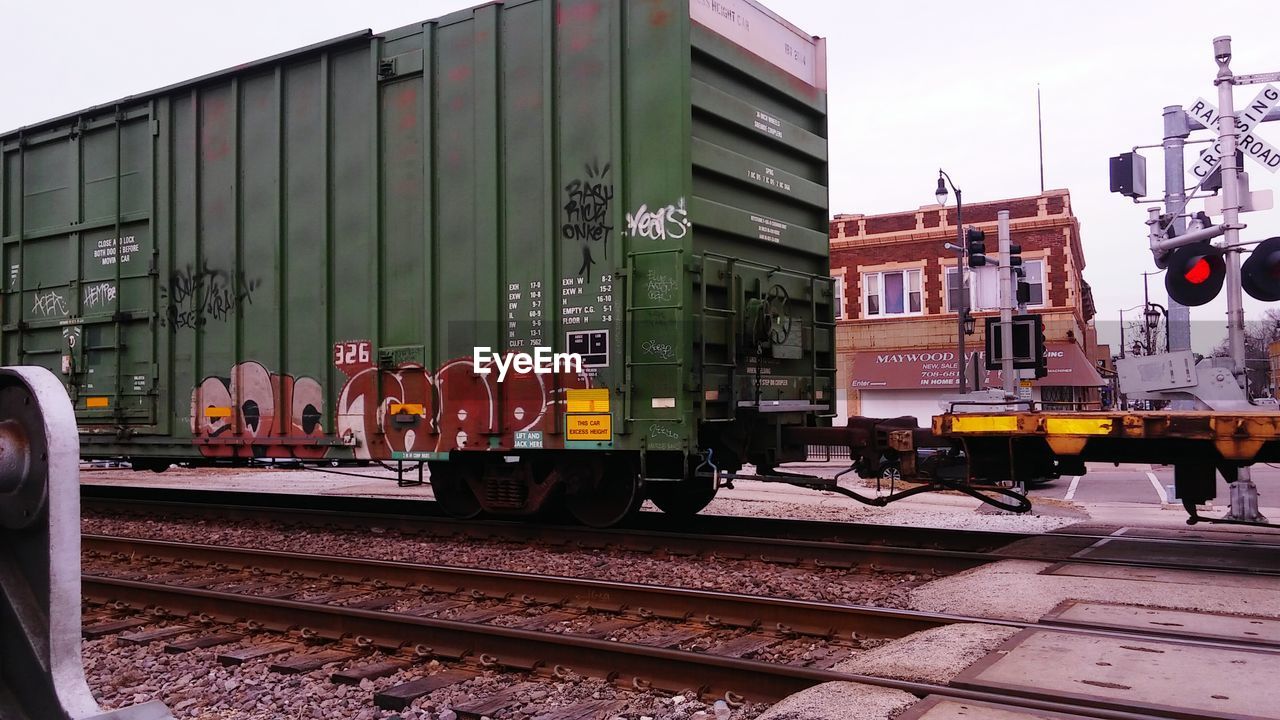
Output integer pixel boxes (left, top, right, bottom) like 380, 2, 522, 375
1211, 37, 1266, 523
936, 171, 967, 392
998, 211, 1016, 396
1161, 105, 1193, 352
1214, 36, 1248, 375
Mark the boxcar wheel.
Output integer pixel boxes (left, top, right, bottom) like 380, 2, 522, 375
647, 479, 717, 517
564, 456, 643, 528
428, 461, 482, 519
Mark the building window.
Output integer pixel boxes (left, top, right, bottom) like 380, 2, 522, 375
833, 276, 846, 319
945, 267, 963, 313
1024, 260, 1045, 306
863, 269, 921, 318
945, 267, 997, 311
946, 262, 1044, 310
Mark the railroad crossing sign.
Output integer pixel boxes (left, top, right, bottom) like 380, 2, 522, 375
1185, 84, 1280, 186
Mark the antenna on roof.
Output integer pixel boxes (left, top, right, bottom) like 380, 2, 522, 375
1037, 84, 1045, 193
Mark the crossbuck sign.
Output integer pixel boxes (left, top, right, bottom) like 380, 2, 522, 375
1186, 84, 1280, 187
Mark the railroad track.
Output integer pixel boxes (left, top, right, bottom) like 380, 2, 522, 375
82, 534, 1274, 720
82, 484, 1280, 577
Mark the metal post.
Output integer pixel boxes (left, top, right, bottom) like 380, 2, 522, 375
1142, 274, 1153, 355
998, 211, 1015, 396
1162, 105, 1193, 352
956, 190, 967, 393
1214, 37, 1247, 373
0, 366, 172, 720
1211, 36, 1266, 523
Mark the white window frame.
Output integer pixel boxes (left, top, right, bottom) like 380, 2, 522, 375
946, 261, 1046, 310
1023, 259, 1046, 307
861, 268, 922, 318
833, 275, 846, 319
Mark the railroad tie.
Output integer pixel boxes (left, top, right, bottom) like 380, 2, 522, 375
164, 632, 244, 654
452, 683, 541, 720
81, 618, 150, 639
531, 700, 628, 720
374, 669, 475, 711
330, 658, 411, 686
269, 649, 360, 674
117, 625, 196, 646
217, 642, 297, 666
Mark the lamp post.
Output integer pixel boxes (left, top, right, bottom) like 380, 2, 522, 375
1118, 303, 1147, 359
935, 170, 968, 392
1141, 271, 1168, 354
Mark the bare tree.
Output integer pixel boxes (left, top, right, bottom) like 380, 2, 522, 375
1210, 308, 1280, 397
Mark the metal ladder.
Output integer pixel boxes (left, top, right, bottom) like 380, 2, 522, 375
809, 274, 839, 418
623, 248, 686, 424
698, 253, 739, 422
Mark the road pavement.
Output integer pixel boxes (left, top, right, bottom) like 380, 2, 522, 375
1028, 462, 1280, 506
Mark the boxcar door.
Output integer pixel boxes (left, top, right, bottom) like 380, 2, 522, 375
1, 108, 159, 428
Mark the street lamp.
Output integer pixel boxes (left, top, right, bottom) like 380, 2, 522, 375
935, 169, 968, 392
1144, 304, 1161, 329
1118, 303, 1146, 359
1140, 270, 1168, 354
963, 310, 976, 336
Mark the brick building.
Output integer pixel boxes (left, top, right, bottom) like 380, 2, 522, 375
829, 189, 1105, 425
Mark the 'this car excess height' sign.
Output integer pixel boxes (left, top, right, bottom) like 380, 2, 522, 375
1186, 84, 1280, 186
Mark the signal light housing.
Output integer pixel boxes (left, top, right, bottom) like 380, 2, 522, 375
1016, 280, 1032, 306
1109, 152, 1147, 199
1007, 242, 1023, 268
1242, 236, 1280, 302
965, 227, 987, 268
1164, 241, 1225, 307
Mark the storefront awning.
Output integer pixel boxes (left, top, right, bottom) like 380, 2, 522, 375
849, 343, 1104, 390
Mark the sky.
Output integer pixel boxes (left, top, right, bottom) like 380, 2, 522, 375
3, 0, 1278, 354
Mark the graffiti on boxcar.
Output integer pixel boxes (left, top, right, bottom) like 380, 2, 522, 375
644, 270, 676, 303
190, 361, 326, 459
83, 282, 118, 310
161, 264, 260, 329
641, 339, 675, 360
31, 290, 69, 318
333, 350, 592, 459
625, 198, 690, 241
561, 161, 614, 280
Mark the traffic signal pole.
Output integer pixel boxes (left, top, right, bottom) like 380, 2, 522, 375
998, 211, 1016, 397
1161, 106, 1193, 353
1212, 36, 1266, 523
1213, 36, 1249, 375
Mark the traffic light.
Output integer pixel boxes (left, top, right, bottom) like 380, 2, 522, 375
965, 227, 986, 268
1007, 242, 1023, 269
1164, 241, 1225, 307
1016, 279, 1032, 306
1242, 236, 1280, 302
1109, 152, 1147, 199
1032, 315, 1047, 378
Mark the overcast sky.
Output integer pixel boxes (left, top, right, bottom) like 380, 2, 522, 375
4, 0, 1278, 353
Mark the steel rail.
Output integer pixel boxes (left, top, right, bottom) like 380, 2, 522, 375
85, 483, 1280, 551
82, 486, 1280, 577
78, 574, 1195, 720
83, 535, 1280, 653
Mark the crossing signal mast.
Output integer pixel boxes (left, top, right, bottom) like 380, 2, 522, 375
1108, 36, 1280, 523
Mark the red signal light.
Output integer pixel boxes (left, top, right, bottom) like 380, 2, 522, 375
1184, 258, 1211, 284
1165, 242, 1224, 307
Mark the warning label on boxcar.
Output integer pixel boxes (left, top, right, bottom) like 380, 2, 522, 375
514, 431, 544, 449
566, 414, 611, 441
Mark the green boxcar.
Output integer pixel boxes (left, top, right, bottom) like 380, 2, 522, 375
1, 0, 832, 524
